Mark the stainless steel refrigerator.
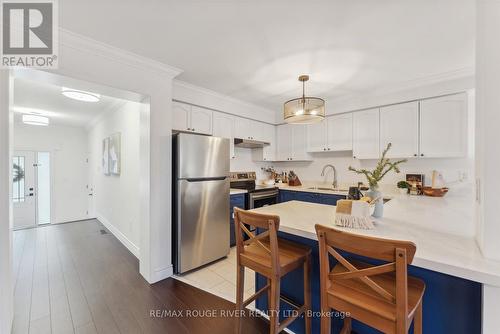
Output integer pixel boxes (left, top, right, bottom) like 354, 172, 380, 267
173, 133, 230, 274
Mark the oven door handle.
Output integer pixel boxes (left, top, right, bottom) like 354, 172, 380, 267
249, 190, 279, 200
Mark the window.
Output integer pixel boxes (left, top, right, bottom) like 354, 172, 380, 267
13, 156, 25, 203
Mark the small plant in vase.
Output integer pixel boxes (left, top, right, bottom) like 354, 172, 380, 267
397, 181, 410, 195
348, 143, 407, 218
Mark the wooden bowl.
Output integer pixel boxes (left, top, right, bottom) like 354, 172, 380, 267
422, 187, 449, 197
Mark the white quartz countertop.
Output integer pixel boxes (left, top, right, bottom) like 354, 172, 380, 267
251, 199, 500, 286
230, 188, 247, 195
275, 183, 349, 196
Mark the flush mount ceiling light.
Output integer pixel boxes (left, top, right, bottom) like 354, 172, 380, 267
22, 114, 49, 126
61, 87, 100, 102
284, 75, 325, 124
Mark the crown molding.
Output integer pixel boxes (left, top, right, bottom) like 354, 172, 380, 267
331, 67, 475, 104
173, 79, 276, 116
59, 29, 183, 79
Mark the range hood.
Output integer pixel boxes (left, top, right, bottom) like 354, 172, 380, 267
234, 138, 270, 149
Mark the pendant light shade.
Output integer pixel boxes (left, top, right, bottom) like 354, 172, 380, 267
284, 75, 325, 124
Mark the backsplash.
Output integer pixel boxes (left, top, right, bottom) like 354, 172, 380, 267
262, 151, 473, 188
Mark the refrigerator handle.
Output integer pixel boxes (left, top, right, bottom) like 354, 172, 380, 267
184, 177, 228, 182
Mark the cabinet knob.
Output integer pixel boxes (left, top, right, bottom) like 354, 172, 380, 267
328, 148, 331, 151
353, 156, 356, 159
414, 154, 417, 157
323, 148, 326, 151
421, 153, 424, 157
192, 128, 195, 131
187, 128, 191, 131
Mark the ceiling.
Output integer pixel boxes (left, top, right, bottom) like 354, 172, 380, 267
59, 0, 474, 113
13, 77, 126, 128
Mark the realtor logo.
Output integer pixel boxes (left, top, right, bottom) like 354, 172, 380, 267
1, 0, 58, 68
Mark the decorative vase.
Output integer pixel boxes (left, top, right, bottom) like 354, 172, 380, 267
367, 186, 384, 218
399, 188, 408, 195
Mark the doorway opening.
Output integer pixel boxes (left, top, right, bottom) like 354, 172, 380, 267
12, 150, 51, 229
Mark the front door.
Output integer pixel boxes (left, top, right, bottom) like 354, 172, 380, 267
13, 151, 36, 229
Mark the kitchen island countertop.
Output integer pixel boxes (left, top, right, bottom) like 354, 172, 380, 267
251, 199, 500, 286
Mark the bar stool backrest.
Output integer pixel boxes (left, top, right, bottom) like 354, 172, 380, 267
315, 224, 417, 332
234, 207, 281, 275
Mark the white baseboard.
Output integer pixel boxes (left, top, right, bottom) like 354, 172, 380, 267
150, 265, 174, 283
96, 214, 140, 258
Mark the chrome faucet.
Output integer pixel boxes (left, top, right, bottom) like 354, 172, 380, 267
321, 164, 338, 188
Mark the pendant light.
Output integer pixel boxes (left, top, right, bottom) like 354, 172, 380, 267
284, 75, 325, 124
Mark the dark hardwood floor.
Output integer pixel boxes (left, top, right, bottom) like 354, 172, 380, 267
12, 219, 276, 334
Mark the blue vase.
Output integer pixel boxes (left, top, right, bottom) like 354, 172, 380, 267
366, 187, 383, 218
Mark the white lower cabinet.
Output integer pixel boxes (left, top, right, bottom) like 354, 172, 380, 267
419, 93, 467, 158
352, 108, 380, 159
212, 112, 235, 159
380, 102, 419, 158
276, 124, 311, 161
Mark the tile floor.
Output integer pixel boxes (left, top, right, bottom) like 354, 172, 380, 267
174, 247, 257, 309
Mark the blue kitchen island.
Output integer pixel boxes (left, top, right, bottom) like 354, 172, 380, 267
249, 198, 499, 334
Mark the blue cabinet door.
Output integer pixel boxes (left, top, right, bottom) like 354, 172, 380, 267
279, 190, 345, 206
230, 194, 246, 247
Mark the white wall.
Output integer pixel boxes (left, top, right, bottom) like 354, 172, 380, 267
87, 101, 142, 256
0, 70, 14, 334
13, 122, 89, 224
476, 0, 500, 261
55, 29, 181, 284
231, 147, 267, 178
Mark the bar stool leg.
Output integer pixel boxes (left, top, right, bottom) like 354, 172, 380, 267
320, 306, 331, 334
235, 264, 245, 334
340, 317, 351, 334
414, 302, 423, 334
269, 278, 280, 334
267, 278, 271, 311
304, 255, 312, 334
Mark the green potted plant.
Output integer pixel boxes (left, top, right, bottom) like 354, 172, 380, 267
348, 143, 407, 218
397, 181, 410, 195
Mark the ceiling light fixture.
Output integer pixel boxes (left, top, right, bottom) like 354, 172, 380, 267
61, 87, 100, 102
284, 75, 325, 124
22, 114, 49, 126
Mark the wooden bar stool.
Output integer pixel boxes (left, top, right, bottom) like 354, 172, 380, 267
234, 207, 312, 334
315, 224, 425, 334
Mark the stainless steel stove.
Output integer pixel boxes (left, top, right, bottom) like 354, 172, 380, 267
230, 172, 279, 209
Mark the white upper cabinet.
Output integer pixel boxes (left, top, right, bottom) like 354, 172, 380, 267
233, 117, 253, 140
327, 113, 353, 151
276, 124, 311, 161
307, 113, 352, 152
276, 124, 291, 161
306, 120, 328, 152
212, 112, 235, 159
172, 101, 213, 135
353, 108, 380, 159
190, 105, 213, 135
252, 123, 276, 161
172, 101, 191, 132
419, 93, 468, 158
380, 102, 419, 158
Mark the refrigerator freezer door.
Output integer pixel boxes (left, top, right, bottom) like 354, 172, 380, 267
176, 133, 230, 179
177, 178, 230, 273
